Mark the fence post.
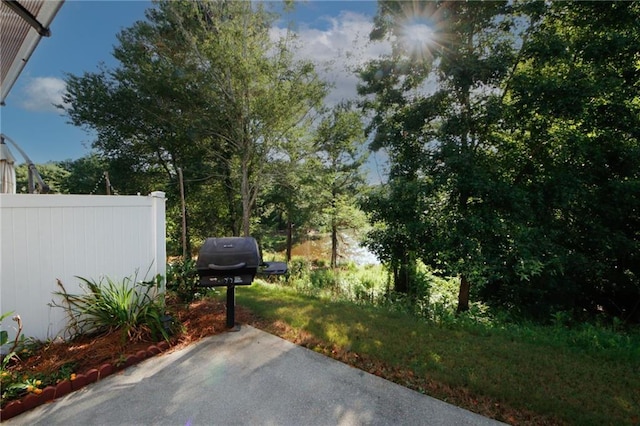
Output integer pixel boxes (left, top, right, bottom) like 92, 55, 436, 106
150, 191, 166, 291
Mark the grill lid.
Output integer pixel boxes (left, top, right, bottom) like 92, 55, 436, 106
196, 237, 261, 271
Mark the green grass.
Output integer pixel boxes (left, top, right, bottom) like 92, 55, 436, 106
235, 282, 640, 426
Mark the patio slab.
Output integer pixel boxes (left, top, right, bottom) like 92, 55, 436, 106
4, 325, 507, 425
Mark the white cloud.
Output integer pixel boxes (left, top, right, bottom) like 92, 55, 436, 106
274, 11, 391, 106
20, 77, 68, 112
272, 11, 392, 184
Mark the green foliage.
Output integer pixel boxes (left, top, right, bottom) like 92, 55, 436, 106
258, 134, 325, 260
14, 162, 70, 194
57, 154, 131, 195
0, 311, 11, 348
360, 1, 640, 322
309, 268, 337, 290
62, 0, 327, 241
313, 103, 367, 267
1, 312, 18, 374
287, 257, 312, 279
166, 257, 198, 302
361, 0, 522, 310
1, 355, 76, 406
0, 312, 33, 371
0, 312, 56, 407
279, 256, 312, 293
51, 274, 172, 343
13, 154, 165, 198
495, 1, 640, 322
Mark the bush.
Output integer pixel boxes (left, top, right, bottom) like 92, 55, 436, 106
288, 257, 311, 279
310, 268, 337, 289
166, 257, 199, 302
52, 274, 172, 343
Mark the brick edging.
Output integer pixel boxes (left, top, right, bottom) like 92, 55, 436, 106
0, 340, 171, 422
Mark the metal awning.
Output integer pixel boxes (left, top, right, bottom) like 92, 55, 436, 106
0, 0, 64, 105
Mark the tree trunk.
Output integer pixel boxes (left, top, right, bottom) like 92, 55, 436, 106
392, 250, 415, 294
330, 192, 338, 268
330, 223, 338, 268
393, 263, 407, 293
286, 220, 293, 262
457, 274, 471, 314
178, 167, 188, 258
222, 162, 239, 236
241, 152, 251, 237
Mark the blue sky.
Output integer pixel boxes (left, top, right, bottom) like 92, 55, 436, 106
1, 1, 386, 165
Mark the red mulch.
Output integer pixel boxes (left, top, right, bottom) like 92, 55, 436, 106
6, 298, 254, 382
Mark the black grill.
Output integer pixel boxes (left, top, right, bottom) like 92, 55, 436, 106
196, 237, 260, 287
195, 236, 287, 329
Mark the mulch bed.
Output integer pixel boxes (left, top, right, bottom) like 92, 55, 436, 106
3, 298, 254, 398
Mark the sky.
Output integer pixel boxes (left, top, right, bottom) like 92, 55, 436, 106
0, 0, 391, 167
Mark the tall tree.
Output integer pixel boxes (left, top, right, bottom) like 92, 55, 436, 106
171, 1, 327, 236
260, 132, 322, 262
62, 1, 327, 248
494, 1, 640, 320
361, 0, 640, 321
62, 1, 215, 252
359, 1, 521, 310
313, 103, 366, 268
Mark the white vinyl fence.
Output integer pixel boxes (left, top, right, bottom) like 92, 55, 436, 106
0, 192, 166, 344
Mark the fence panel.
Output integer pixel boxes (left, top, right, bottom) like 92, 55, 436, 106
0, 192, 166, 343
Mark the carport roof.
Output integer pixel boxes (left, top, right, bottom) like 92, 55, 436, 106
0, 0, 64, 105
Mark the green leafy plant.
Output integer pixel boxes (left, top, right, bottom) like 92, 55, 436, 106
51, 274, 172, 343
166, 257, 198, 302
1, 312, 22, 370
1, 312, 50, 406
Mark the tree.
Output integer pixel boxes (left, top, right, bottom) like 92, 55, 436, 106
259, 132, 322, 262
493, 1, 640, 321
62, 1, 214, 252
313, 103, 366, 268
62, 1, 327, 251
359, 1, 521, 310
361, 0, 640, 322
170, 1, 327, 236
15, 162, 69, 194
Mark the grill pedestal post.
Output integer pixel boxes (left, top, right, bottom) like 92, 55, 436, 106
226, 285, 236, 329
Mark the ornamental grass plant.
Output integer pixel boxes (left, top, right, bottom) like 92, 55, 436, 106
52, 273, 171, 344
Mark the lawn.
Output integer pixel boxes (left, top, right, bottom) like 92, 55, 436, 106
235, 282, 640, 426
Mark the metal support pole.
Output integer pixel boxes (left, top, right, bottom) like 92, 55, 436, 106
226, 285, 235, 328
0, 133, 50, 193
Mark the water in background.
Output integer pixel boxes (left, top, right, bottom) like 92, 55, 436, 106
290, 232, 379, 266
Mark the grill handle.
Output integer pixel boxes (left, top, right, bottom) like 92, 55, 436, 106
207, 262, 246, 271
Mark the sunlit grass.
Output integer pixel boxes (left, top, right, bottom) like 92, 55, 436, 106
236, 283, 640, 426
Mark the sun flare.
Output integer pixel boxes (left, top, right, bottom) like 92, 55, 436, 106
401, 18, 435, 55
396, 3, 443, 63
